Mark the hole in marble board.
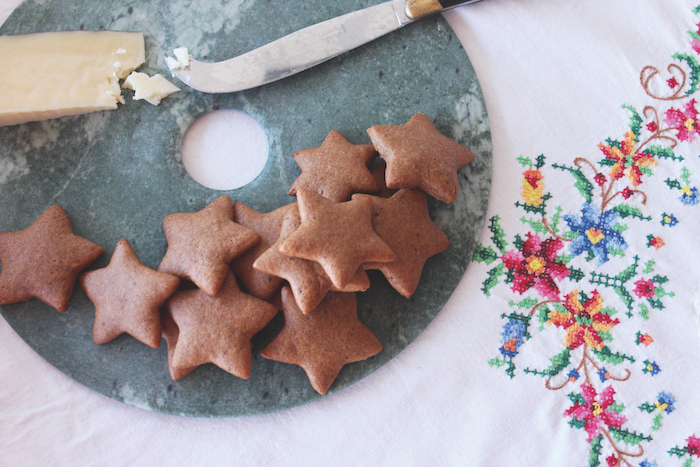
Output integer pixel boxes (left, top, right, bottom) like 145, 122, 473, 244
181, 109, 269, 191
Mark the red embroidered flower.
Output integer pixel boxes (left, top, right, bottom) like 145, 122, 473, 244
647, 121, 658, 132
687, 435, 700, 457
598, 131, 657, 187
665, 99, 700, 142
501, 233, 570, 300
548, 290, 619, 351
621, 187, 633, 199
606, 454, 618, 467
564, 383, 627, 443
594, 173, 607, 187
667, 77, 679, 89
633, 278, 657, 299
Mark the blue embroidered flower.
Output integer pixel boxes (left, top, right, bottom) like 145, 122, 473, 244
499, 319, 526, 358
598, 367, 609, 383
564, 203, 628, 265
567, 368, 580, 382
643, 360, 661, 376
656, 392, 676, 414
639, 460, 658, 467
660, 212, 678, 227
680, 185, 699, 205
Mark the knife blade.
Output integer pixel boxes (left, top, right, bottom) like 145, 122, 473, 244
170, 0, 484, 94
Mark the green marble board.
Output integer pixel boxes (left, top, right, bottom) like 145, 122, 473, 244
0, 0, 492, 416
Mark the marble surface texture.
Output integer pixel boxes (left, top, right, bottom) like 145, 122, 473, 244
0, 0, 492, 416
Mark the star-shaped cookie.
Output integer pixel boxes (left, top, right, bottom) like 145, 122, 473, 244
367, 113, 475, 203
79, 239, 180, 348
288, 130, 381, 202
261, 287, 382, 395
253, 203, 370, 314
231, 202, 295, 300
279, 189, 395, 289
0, 205, 104, 312
158, 195, 260, 296
165, 271, 278, 379
353, 189, 449, 298
160, 307, 197, 381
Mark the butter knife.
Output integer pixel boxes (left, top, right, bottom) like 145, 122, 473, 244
170, 0, 484, 93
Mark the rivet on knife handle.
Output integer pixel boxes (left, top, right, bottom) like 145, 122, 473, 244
405, 0, 483, 20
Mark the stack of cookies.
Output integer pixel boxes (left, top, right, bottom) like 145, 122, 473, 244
0, 113, 474, 395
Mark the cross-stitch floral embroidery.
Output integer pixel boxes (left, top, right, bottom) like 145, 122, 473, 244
477, 5, 700, 465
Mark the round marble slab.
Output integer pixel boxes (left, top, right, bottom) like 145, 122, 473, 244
0, 0, 492, 416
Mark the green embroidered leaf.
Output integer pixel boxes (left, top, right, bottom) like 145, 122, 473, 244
487, 357, 507, 368
517, 155, 534, 167
652, 413, 663, 431
673, 52, 700, 94
651, 274, 669, 285
609, 402, 626, 414
568, 391, 587, 405
508, 297, 539, 310
666, 178, 682, 190
520, 216, 547, 234
588, 435, 603, 467
535, 154, 546, 169
615, 255, 640, 281
552, 163, 594, 202
609, 248, 626, 259
622, 104, 643, 140
482, 263, 505, 296
568, 267, 585, 282
643, 260, 656, 274
473, 244, 499, 265
614, 286, 634, 315
550, 205, 563, 233
562, 230, 580, 240
557, 254, 572, 264
647, 144, 684, 162
682, 457, 692, 467
668, 446, 688, 458
612, 203, 652, 221
611, 222, 629, 233
609, 427, 652, 445
601, 306, 617, 316
598, 331, 613, 343
682, 167, 692, 185
594, 346, 635, 365
639, 303, 650, 320
489, 216, 508, 254
638, 402, 656, 414
545, 348, 571, 377
568, 417, 587, 430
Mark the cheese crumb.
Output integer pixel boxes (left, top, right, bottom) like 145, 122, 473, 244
123, 71, 180, 106
166, 47, 191, 75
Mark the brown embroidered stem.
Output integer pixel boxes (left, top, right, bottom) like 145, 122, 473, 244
641, 64, 688, 101
601, 427, 644, 466
602, 189, 648, 212
601, 178, 618, 212
541, 217, 571, 242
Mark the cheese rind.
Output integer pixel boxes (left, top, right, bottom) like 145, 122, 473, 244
0, 31, 146, 127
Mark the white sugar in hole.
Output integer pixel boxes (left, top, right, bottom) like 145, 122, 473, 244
181, 110, 269, 191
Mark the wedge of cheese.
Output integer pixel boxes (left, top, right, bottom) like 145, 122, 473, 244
0, 31, 145, 127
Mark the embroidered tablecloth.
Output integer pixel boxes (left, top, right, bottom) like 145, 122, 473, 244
1, 0, 699, 465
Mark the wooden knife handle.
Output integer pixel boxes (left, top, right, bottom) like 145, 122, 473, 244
405, 0, 483, 20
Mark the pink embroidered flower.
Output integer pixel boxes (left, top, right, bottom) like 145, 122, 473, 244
634, 278, 657, 299
621, 187, 633, 199
564, 383, 627, 443
665, 99, 700, 142
548, 290, 619, 351
598, 131, 657, 187
667, 77, 679, 89
647, 120, 658, 133
501, 233, 570, 300
606, 454, 618, 467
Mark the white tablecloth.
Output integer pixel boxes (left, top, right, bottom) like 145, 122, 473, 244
2, 0, 699, 465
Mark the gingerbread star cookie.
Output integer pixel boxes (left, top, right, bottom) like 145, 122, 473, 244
165, 271, 278, 379
353, 189, 449, 298
367, 113, 475, 203
261, 287, 382, 395
79, 239, 180, 348
279, 189, 395, 289
288, 130, 381, 202
160, 307, 197, 381
231, 202, 295, 300
253, 203, 370, 314
0, 205, 104, 312
158, 195, 260, 296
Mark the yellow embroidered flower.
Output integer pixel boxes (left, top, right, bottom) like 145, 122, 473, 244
521, 169, 545, 207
